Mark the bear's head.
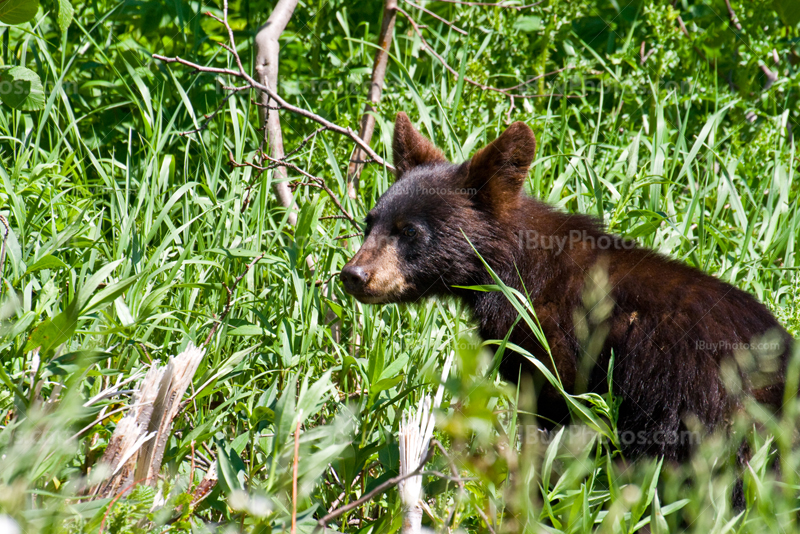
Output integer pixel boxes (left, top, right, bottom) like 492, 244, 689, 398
340, 112, 536, 304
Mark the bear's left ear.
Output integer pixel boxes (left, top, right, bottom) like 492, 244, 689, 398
465, 121, 536, 207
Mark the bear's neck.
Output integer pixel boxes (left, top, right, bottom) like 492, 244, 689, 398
458, 196, 602, 343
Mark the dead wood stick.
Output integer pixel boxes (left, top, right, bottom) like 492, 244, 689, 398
434, 0, 540, 9
204, 253, 265, 347
254, 0, 301, 225
396, 7, 569, 99
314, 447, 434, 533
347, 0, 399, 199
724, 0, 742, 31
291, 418, 301, 534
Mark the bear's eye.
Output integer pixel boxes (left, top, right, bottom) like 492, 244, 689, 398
402, 225, 417, 238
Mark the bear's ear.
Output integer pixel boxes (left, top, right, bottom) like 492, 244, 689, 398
465, 121, 536, 208
393, 112, 447, 178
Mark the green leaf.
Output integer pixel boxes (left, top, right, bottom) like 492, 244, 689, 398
216, 443, 245, 494
24, 299, 80, 359
513, 16, 542, 32
0, 0, 38, 24
774, 0, 800, 26
24, 254, 68, 275
0, 66, 45, 111
650, 491, 669, 534
56, 0, 73, 32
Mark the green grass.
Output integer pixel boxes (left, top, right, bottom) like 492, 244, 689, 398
1, 0, 799, 532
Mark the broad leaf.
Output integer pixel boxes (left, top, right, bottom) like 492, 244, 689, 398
0, 66, 45, 111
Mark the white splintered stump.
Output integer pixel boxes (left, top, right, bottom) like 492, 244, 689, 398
95, 342, 205, 498
397, 354, 452, 534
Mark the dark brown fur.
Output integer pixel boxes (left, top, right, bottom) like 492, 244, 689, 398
341, 113, 793, 462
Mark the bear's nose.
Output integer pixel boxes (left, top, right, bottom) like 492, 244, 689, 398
340, 265, 370, 292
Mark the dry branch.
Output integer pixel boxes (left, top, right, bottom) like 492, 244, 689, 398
434, 0, 541, 9
0, 214, 9, 290
347, 0, 399, 199
724, 0, 742, 31
254, 0, 301, 225
396, 7, 570, 100
313, 448, 435, 533
93, 344, 205, 499
153, 53, 391, 170
203, 252, 265, 346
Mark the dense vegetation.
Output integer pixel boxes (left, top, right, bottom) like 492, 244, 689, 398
1, 0, 799, 532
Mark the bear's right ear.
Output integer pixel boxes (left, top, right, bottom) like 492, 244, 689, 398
465, 121, 536, 210
392, 112, 447, 178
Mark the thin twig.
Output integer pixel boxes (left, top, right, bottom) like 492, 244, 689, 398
98, 477, 154, 534
203, 253, 265, 346
347, 0, 399, 198
179, 85, 250, 137
151, 53, 393, 170
334, 233, 363, 241
314, 447, 434, 532
724, 0, 742, 31
396, 7, 569, 99
239, 152, 360, 228
0, 214, 9, 294
432, 440, 496, 534
291, 418, 301, 534
434, 0, 541, 9
404, 0, 467, 35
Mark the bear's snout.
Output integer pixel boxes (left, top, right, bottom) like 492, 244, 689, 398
340, 264, 370, 293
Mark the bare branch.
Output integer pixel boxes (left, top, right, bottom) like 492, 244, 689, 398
396, 7, 569, 99
314, 447, 434, 533
227, 152, 359, 227
253, 0, 301, 225
434, 0, 541, 9
203, 253, 265, 346
724, 0, 742, 31
0, 214, 9, 292
347, 0, 399, 199
404, 0, 467, 35
432, 440, 496, 534
153, 53, 393, 171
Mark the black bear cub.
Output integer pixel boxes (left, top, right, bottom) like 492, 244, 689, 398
340, 112, 793, 461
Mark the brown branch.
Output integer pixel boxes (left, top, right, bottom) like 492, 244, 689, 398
98, 477, 154, 534
0, 214, 9, 295
724, 0, 742, 31
396, 7, 569, 99
334, 232, 363, 240
671, 0, 708, 63
178, 85, 249, 137
203, 253, 265, 346
432, 440, 496, 534
291, 419, 301, 534
154, 52, 392, 170
405, 0, 467, 35
253, 0, 301, 225
227, 151, 359, 229
434, 0, 541, 9
347, 0, 399, 199
314, 447, 434, 533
